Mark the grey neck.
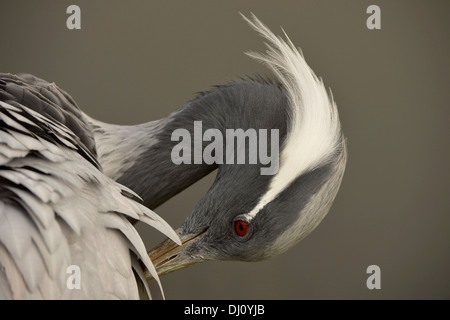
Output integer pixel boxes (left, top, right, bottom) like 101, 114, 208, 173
89, 79, 288, 209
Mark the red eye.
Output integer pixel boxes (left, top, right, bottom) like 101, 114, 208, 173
234, 220, 249, 237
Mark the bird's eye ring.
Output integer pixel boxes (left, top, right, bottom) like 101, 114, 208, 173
234, 220, 249, 237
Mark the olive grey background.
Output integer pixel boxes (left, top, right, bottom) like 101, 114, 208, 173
0, 1, 448, 299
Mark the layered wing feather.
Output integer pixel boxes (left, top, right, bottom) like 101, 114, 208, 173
0, 74, 179, 299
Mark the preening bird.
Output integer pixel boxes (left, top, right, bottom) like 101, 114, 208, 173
0, 14, 346, 299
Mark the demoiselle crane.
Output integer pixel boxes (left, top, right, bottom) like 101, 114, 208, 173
0, 14, 346, 299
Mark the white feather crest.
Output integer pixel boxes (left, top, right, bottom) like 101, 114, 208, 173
241, 13, 343, 219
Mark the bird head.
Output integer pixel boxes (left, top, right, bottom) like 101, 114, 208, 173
146, 14, 347, 279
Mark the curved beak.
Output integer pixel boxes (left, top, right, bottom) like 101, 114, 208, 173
145, 229, 207, 280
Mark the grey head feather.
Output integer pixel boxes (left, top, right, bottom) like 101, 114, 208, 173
182, 142, 345, 262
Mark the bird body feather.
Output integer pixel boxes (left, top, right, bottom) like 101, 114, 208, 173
0, 75, 179, 299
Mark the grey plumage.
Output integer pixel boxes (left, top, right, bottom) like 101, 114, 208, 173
0, 14, 347, 299
0, 74, 179, 299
